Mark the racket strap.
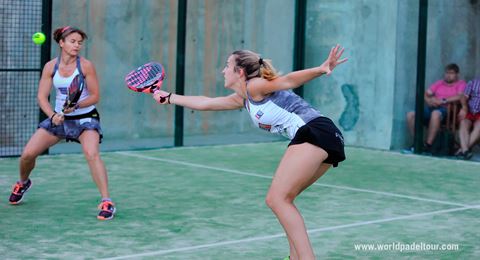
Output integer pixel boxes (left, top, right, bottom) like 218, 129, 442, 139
159, 93, 172, 104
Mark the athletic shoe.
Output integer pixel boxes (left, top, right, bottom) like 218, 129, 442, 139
423, 143, 434, 155
9, 179, 32, 205
97, 200, 116, 220
401, 146, 414, 154
456, 152, 465, 159
463, 150, 474, 160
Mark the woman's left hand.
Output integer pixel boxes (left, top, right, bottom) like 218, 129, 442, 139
319, 44, 348, 75
63, 106, 75, 114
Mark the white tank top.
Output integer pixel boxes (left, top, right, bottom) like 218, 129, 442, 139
245, 89, 322, 139
52, 57, 95, 115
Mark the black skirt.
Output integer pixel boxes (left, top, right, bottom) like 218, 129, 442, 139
289, 116, 346, 167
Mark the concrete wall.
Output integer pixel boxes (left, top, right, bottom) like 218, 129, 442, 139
51, 0, 294, 147
48, 0, 480, 150
303, 0, 480, 150
391, 0, 480, 149
302, 0, 399, 149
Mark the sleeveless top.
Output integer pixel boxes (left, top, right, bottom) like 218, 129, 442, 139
52, 56, 95, 115
244, 88, 322, 139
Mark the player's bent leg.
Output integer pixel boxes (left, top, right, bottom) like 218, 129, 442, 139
406, 111, 416, 137
465, 119, 480, 160
9, 129, 60, 205
286, 234, 298, 260
426, 110, 442, 146
20, 128, 61, 180
78, 130, 115, 220
285, 163, 330, 260
458, 119, 473, 158
265, 143, 329, 260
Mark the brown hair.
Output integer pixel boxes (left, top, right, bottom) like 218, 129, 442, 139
53, 26, 88, 43
445, 63, 460, 74
231, 50, 279, 81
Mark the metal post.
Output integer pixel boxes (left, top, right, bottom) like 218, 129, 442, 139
174, 0, 187, 146
40, 0, 52, 122
414, 0, 428, 154
293, 0, 307, 97
40, 0, 52, 155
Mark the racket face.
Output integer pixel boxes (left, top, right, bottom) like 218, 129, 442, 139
64, 74, 84, 109
125, 62, 165, 93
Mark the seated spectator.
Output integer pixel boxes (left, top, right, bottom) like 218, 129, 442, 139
457, 77, 480, 159
405, 63, 466, 154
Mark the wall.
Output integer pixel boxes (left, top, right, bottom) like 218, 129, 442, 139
51, 0, 294, 148
47, 0, 480, 150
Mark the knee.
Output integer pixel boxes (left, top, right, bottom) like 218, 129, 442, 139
21, 149, 37, 162
265, 191, 294, 211
459, 120, 468, 130
83, 150, 100, 162
265, 193, 278, 211
431, 111, 442, 121
407, 111, 415, 120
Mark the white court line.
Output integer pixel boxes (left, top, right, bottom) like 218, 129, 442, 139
116, 152, 470, 207
100, 204, 480, 260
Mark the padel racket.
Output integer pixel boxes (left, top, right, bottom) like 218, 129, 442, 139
62, 74, 85, 112
125, 62, 165, 94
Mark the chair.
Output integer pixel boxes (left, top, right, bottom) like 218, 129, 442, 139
445, 102, 460, 133
438, 102, 461, 155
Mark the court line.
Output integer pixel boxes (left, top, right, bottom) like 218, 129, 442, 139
100, 204, 480, 260
116, 152, 470, 207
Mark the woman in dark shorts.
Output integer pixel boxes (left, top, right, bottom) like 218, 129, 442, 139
8, 26, 115, 220
152, 45, 347, 259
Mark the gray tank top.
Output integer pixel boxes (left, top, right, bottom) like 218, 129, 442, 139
244, 89, 322, 139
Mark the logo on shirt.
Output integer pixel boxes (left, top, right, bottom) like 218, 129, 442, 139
258, 123, 271, 131
59, 87, 67, 95
255, 110, 264, 119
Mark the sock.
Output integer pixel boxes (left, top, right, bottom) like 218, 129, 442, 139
101, 198, 112, 202
21, 179, 29, 185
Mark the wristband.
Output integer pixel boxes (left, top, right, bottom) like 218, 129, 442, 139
159, 93, 172, 104
50, 112, 57, 124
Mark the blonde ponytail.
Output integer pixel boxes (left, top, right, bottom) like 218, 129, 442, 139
232, 50, 279, 81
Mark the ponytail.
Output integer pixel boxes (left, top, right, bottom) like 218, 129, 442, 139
232, 50, 279, 81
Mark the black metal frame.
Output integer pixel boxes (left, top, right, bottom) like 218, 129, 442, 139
414, 0, 428, 154
293, 0, 307, 97
174, 0, 187, 147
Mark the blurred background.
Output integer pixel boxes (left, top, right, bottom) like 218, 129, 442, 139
1, 0, 479, 156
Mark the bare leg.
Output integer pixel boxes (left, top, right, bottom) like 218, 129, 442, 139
467, 120, 480, 149
458, 119, 472, 153
20, 129, 60, 181
286, 163, 331, 260
406, 111, 416, 138
426, 110, 442, 145
265, 143, 329, 260
78, 130, 109, 198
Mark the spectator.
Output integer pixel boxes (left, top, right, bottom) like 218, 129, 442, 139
457, 77, 480, 159
405, 63, 466, 154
